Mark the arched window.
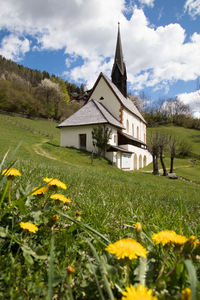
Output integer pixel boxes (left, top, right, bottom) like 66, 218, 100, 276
137, 126, 139, 139
139, 154, 142, 169
132, 124, 134, 137
143, 155, 147, 167
134, 154, 137, 170
126, 119, 129, 133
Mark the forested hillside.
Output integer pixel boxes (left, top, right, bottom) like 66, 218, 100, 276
0, 55, 84, 120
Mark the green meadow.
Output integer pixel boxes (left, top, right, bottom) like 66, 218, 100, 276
0, 113, 200, 299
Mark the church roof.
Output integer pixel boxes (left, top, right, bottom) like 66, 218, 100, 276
57, 99, 125, 129
111, 23, 125, 76
90, 73, 146, 123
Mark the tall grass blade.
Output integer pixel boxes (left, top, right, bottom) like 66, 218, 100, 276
184, 259, 198, 300
0, 149, 9, 173
88, 241, 115, 300
88, 258, 106, 300
47, 233, 54, 300
56, 210, 111, 244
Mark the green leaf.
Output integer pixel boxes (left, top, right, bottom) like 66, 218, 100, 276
184, 259, 198, 300
0, 226, 8, 238
21, 244, 47, 260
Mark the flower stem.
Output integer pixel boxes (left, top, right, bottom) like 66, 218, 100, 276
8, 182, 12, 207
0, 180, 10, 209
126, 259, 131, 287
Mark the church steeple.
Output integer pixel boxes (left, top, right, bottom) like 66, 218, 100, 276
111, 23, 127, 98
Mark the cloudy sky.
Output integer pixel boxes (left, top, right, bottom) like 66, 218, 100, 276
0, 0, 200, 117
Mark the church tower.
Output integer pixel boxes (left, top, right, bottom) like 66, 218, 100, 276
111, 23, 127, 98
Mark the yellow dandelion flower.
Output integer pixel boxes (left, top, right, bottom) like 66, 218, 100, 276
180, 288, 192, 300
43, 177, 66, 190
2, 168, 21, 177
174, 234, 188, 245
20, 222, 38, 233
32, 186, 48, 195
122, 284, 158, 300
50, 193, 71, 203
152, 230, 188, 246
106, 238, 148, 260
135, 222, 142, 232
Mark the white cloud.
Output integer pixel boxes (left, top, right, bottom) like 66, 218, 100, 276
139, 0, 155, 7
184, 0, 200, 18
0, 0, 200, 92
0, 34, 30, 61
178, 90, 200, 117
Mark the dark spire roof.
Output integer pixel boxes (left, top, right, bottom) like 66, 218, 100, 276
112, 22, 125, 75
111, 23, 127, 98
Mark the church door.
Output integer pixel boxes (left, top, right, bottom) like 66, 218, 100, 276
139, 154, 142, 169
79, 134, 86, 150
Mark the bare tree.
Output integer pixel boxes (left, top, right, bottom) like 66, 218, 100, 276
148, 132, 160, 175
169, 136, 177, 173
158, 134, 169, 176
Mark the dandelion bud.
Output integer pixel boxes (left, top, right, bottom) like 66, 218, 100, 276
51, 214, 59, 222
67, 265, 75, 285
67, 265, 75, 274
135, 222, 142, 233
76, 210, 81, 221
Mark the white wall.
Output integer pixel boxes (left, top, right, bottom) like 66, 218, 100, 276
60, 125, 118, 152
88, 76, 121, 121
123, 109, 146, 143
119, 144, 152, 170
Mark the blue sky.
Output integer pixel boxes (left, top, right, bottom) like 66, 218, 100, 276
0, 0, 200, 117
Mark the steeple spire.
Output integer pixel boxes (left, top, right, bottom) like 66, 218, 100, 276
111, 23, 127, 98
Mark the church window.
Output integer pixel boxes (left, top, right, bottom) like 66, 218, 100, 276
132, 124, 134, 137
114, 135, 117, 144
137, 126, 139, 139
126, 120, 129, 133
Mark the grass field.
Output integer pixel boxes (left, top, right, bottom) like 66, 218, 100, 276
0, 113, 200, 299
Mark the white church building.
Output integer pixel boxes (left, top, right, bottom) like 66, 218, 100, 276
58, 25, 152, 170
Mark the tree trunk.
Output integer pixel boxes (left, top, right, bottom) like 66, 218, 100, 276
153, 154, 159, 175
160, 151, 167, 176
170, 156, 174, 173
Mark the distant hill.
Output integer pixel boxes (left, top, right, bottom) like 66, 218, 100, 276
0, 55, 84, 120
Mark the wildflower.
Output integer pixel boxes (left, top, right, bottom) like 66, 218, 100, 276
106, 238, 148, 260
187, 235, 200, 247
20, 222, 38, 233
179, 287, 192, 300
43, 177, 66, 190
50, 193, 71, 203
32, 186, 48, 195
135, 222, 142, 232
76, 210, 81, 216
2, 168, 21, 179
51, 214, 59, 222
121, 284, 158, 300
152, 230, 188, 246
67, 265, 75, 274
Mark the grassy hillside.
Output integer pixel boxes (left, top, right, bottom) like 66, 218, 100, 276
0, 113, 200, 228
0, 113, 200, 298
